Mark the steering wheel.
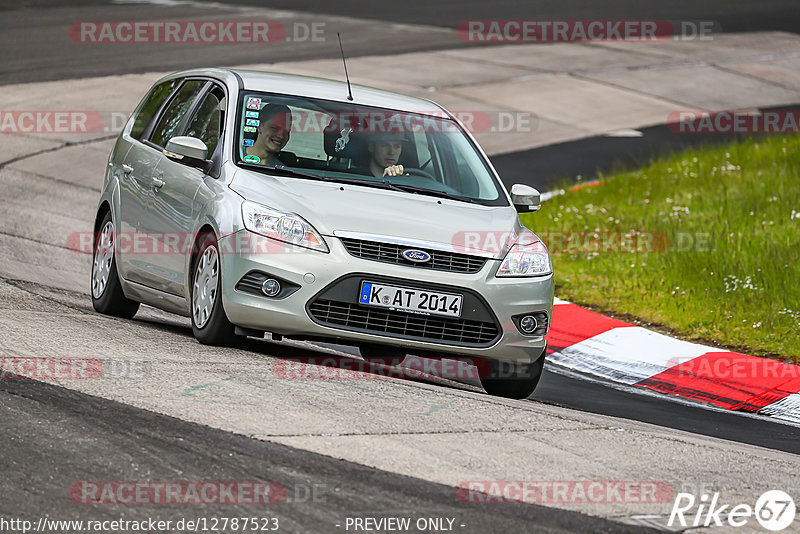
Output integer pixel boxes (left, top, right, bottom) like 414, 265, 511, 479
402, 167, 437, 181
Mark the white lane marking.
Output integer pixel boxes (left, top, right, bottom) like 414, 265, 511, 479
112, 0, 233, 7
553, 296, 571, 305
547, 326, 711, 385
605, 129, 643, 137
759, 393, 800, 423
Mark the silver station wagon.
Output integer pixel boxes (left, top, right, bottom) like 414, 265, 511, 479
91, 68, 554, 398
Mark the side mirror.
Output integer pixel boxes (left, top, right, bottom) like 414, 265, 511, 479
510, 184, 541, 213
164, 136, 211, 173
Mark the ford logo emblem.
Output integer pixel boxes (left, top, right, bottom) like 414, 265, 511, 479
402, 249, 431, 263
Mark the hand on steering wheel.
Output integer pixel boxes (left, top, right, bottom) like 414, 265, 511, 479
382, 165, 404, 177
382, 165, 437, 181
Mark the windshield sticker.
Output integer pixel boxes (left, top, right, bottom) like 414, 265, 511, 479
334, 127, 353, 153
244, 126, 257, 133
243, 155, 260, 164
245, 111, 259, 118
246, 119, 259, 126
243, 139, 254, 147
246, 97, 261, 110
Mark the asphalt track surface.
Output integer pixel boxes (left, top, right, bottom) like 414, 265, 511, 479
208, 0, 800, 34
3, 0, 799, 33
492, 124, 748, 192
2, 2, 800, 532
0, 376, 656, 534
317, 343, 800, 456
1, 0, 799, 85
490, 116, 798, 193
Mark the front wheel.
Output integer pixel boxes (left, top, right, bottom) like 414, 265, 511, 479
479, 353, 545, 399
191, 234, 235, 346
91, 212, 139, 318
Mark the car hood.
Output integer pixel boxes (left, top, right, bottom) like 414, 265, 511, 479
229, 169, 524, 258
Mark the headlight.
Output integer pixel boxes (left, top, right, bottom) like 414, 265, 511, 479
242, 201, 329, 253
496, 240, 552, 277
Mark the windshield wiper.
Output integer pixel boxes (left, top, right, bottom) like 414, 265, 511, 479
382, 183, 479, 204
245, 164, 401, 191
324, 177, 409, 191
252, 164, 328, 181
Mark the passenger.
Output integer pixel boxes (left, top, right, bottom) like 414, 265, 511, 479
246, 104, 292, 165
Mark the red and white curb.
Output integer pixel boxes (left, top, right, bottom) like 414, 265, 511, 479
545, 298, 800, 424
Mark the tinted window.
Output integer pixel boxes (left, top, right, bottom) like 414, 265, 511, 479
149, 80, 205, 148
130, 79, 180, 141
184, 87, 224, 156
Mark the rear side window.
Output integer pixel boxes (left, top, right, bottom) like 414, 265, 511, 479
130, 79, 180, 141
149, 80, 206, 148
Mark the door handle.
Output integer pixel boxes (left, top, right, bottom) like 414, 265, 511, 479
122, 164, 134, 174
152, 176, 165, 190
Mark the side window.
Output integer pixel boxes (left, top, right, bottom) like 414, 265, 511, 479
130, 78, 180, 141
185, 87, 225, 157
149, 80, 206, 148
411, 131, 442, 181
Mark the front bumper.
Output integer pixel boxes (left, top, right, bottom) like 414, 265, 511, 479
219, 231, 553, 365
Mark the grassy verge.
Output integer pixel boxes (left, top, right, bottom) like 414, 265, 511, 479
521, 135, 800, 362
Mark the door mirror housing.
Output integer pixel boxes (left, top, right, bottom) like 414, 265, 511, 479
510, 184, 541, 213
164, 136, 212, 173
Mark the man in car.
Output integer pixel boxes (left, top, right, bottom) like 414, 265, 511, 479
246, 103, 292, 166
366, 131, 408, 178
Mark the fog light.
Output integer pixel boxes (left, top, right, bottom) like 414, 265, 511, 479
261, 278, 281, 297
519, 315, 538, 334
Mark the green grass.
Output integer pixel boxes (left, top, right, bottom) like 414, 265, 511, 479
522, 135, 800, 362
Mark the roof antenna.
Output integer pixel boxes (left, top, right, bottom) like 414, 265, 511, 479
337, 32, 354, 101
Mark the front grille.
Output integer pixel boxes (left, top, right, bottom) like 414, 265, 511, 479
340, 237, 487, 274
308, 299, 500, 346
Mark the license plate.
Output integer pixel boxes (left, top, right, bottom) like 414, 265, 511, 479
358, 281, 463, 318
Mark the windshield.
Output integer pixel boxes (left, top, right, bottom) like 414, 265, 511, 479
235, 92, 508, 206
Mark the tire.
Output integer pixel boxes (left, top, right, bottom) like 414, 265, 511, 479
190, 233, 235, 346
359, 344, 406, 367
91, 211, 140, 318
479, 352, 545, 399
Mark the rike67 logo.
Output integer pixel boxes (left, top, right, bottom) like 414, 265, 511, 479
669, 490, 796, 531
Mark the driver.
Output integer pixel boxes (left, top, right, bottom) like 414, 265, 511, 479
366, 131, 409, 179
246, 103, 292, 165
